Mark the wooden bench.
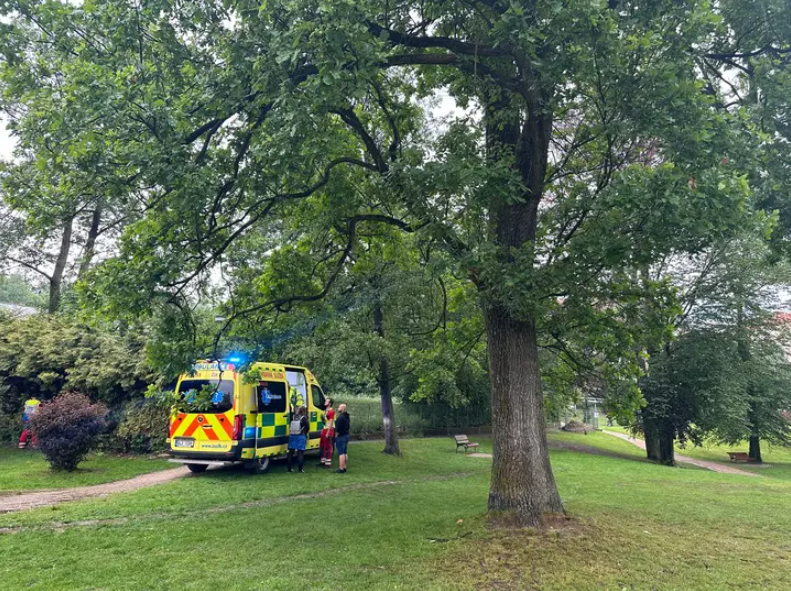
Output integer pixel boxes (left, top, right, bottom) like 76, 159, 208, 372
454, 435, 480, 454
727, 452, 752, 462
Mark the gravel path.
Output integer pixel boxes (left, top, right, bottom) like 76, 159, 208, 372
603, 431, 760, 476
0, 466, 190, 513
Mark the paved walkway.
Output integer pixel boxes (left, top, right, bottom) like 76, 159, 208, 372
603, 431, 760, 476
0, 466, 190, 513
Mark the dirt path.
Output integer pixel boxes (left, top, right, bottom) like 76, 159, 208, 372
603, 431, 760, 476
0, 466, 190, 513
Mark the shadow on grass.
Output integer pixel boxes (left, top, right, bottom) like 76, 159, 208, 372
548, 439, 650, 465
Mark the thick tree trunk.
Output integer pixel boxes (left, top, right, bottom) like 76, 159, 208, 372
643, 414, 675, 466
48, 216, 74, 313
480, 88, 560, 527
373, 299, 399, 455
486, 306, 563, 527
749, 435, 762, 463
78, 205, 102, 279
637, 333, 675, 466
737, 308, 762, 464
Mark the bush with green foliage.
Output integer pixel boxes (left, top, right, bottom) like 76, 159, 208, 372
0, 274, 44, 308
113, 398, 171, 454
30, 391, 107, 471
0, 407, 22, 443
0, 313, 155, 416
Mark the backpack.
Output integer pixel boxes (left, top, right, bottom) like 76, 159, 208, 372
290, 418, 303, 436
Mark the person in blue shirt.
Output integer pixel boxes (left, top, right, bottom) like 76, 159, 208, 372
287, 406, 309, 473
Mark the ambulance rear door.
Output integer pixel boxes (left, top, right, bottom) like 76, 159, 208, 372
253, 378, 289, 456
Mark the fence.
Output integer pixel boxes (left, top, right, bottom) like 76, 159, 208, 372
344, 397, 491, 438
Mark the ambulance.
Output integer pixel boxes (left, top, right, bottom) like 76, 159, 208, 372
167, 360, 327, 474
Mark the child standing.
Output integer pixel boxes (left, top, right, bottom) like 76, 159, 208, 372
18, 397, 41, 449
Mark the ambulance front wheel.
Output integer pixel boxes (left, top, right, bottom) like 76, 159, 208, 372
247, 456, 271, 475
186, 464, 208, 474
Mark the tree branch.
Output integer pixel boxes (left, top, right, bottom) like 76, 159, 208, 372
333, 108, 389, 173
4, 256, 52, 281
368, 21, 505, 57
704, 47, 791, 60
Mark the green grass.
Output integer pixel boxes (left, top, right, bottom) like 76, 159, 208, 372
601, 424, 631, 435
1, 437, 791, 590
453, 430, 646, 460
549, 429, 646, 459
0, 447, 172, 493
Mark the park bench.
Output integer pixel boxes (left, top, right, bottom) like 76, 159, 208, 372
454, 435, 480, 454
727, 452, 753, 462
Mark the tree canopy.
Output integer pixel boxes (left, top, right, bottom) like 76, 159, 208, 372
1, 0, 787, 525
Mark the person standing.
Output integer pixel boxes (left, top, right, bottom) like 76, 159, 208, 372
319, 397, 335, 468
334, 403, 350, 474
18, 397, 41, 449
289, 386, 305, 413
287, 406, 309, 473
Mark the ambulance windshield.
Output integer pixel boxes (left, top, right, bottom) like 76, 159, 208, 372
178, 380, 235, 413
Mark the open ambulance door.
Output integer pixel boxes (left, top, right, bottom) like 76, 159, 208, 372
248, 378, 289, 474
285, 369, 321, 451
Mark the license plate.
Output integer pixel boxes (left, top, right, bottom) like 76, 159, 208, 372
175, 438, 194, 448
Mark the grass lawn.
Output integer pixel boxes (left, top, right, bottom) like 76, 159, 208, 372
0, 447, 172, 493
1, 437, 790, 590
549, 429, 646, 459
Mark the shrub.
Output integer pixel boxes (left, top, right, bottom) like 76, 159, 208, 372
0, 408, 23, 443
113, 397, 171, 453
0, 314, 155, 407
30, 391, 107, 471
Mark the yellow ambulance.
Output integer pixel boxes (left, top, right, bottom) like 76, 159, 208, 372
167, 360, 327, 474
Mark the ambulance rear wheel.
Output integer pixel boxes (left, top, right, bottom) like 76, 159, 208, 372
247, 456, 271, 475
186, 464, 208, 474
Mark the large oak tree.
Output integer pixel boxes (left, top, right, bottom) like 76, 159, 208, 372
0, 0, 760, 525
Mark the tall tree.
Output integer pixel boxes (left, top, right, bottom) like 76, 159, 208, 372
0, 0, 758, 525
637, 236, 791, 463
0, 6, 141, 312
0, 273, 44, 308
225, 223, 454, 456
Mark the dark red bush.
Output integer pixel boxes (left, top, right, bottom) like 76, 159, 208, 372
30, 391, 107, 471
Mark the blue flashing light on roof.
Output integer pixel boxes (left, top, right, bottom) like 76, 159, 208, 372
228, 356, 242, 363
